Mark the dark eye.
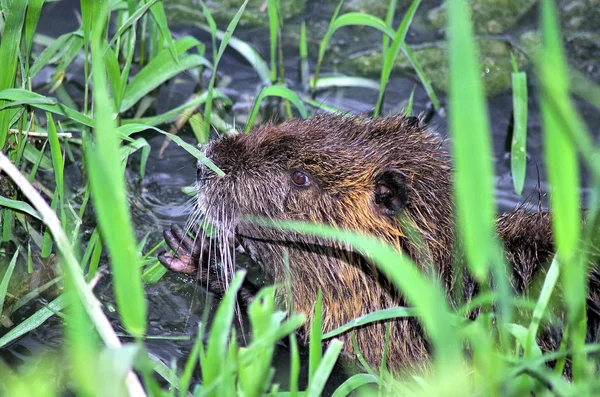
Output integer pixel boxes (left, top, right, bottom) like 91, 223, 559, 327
290, 170, 311, 187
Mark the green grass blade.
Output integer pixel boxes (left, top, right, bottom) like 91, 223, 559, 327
64, 261, 99, 396
0, 0, 28, 148
120, 37, 211, 112
323, 306, 415, 339
149, 0, 179, 63
106, 0, 158, 51
313, 76, 380, 91
245, 86, 308, 132
50, 35, 84, 93
46, 113, 65, 228
0, 249, 19, 315
0, 89, 94, 126
299, 21, 309, 92
86, 1, 146, 337
539, 0, 582, 259
0, 196, 40, 220
24, 0, 45, 58
382, 0, 398, 55
267, 0, 279, 83
122, 89, 230, 126
405, 85, 416, 116
510, 70, 528, 195
374, 0, 421, 117
400, 45, 441, 111
179, 325, 203, 397
104, 44, 122, 104
117, 123, 223, 176
539, 0, 584, 380
288, 333, 300, 397
29, 32, 74, 79
525, 255, 559, 358
201, 0, 250, 140
208, 26, 271, 85
308, 290, 323, 386
331, 373, 379, 397
0, 294, 67, 348
306, 340, 344, 396
201, 271, 245, 396
570, 67, 600, 111
447, 0, 496, 281
313, 13, 395, 93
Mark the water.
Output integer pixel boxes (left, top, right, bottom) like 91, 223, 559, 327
1, 0, 599, 393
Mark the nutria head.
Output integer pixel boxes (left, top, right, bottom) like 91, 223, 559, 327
194, 114, 457, 369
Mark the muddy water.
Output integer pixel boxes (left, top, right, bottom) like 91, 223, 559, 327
1, 0, 599, 393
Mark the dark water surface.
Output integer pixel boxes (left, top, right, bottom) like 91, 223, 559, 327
1, 0, 599, 393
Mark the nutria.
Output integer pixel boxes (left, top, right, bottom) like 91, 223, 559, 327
158, 114, 600, 372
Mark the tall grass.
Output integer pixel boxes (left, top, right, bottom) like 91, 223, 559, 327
0, 0, 599, 396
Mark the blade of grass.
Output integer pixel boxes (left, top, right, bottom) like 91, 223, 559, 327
120, 37, 211, 112
106, 0, 159, 51
308, 289, 323, 386
313, 13, 395, 93
331, 373, 379, 397
46, 113, 66, 228
299, 21, 309, 92
116, 123, 223, 176
0, 249, 19, 315
0, 88, 95, 127
86, 0, 146, 338
29, 32, 78, 79
323, 306, 415, 339
0, 294, 67, 349
23, 0, 45, 59
200, 0, 250, 141
0, 196, 41, 220
195, 23, 271, 85
245, 86, 309, 132
382, 0, 398, 55
447, 0, 496, 282
179, 325, 203, 397
267, 0, 279, 84
148, 0, 178, 63
0, 0, 28, 148
50, 35, 84, 93
405, 85, 416, 116
510, 63, 528, 195
374, 0, 421, 117
306, 340, 344, 396
122, 90, 230, 127
400, 45, 441, 112
288, 333, 300, 397
200, 270, 245, 396
313, 76, 380, 91
539, 0, 584, 381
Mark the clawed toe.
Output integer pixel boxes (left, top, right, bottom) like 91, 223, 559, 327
158, 251, 197, 275
164, 224, 204, 258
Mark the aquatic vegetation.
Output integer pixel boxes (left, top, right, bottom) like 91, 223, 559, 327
0, 0, 599, 396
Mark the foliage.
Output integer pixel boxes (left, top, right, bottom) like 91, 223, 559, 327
0, 0, 599, 396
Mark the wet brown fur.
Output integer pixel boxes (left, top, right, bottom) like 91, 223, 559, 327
160, 114, 599, 373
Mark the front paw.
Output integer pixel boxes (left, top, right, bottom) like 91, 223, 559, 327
158, 224, 205, 276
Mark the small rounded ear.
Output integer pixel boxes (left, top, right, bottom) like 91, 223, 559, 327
405, 116, 420, 128
374, 168, 409, 216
